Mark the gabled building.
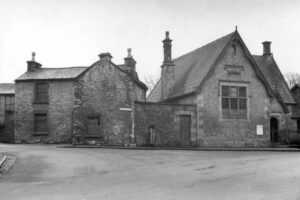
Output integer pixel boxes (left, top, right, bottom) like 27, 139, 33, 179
14, 50, 147, 144
290, 84, 300, 130
0, 83, 15, 142
143, 29, 295, 147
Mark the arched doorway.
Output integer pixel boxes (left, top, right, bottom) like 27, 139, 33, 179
270, 117, 279, 144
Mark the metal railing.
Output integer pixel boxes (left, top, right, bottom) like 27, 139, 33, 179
279, 129, 300, 146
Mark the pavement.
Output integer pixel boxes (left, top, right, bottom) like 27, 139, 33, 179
64, 144, 300, 152
0, 143, 300, 200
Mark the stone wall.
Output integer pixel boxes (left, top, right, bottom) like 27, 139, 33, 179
73, 60, 146, 145
196, 42, 285, 147
134, 101, 197, 146
14, 81, 75, 143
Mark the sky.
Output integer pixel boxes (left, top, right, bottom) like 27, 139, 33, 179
0, 0, 300, 83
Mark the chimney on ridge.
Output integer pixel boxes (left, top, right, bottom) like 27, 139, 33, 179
99, 52, 112, 62
27, 52, 42, 72
124, 48, 137, 78
262, 41, 272, 56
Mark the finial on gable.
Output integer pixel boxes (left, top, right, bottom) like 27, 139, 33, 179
235, 26, 238, 32
32, 52, 36, 61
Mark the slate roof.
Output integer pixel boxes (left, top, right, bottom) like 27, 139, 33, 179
253, 55, 295, 104
147, 31, 294, 109
0, 83, 15, 94
147, 32, 234, 102
16, 67, 88, 81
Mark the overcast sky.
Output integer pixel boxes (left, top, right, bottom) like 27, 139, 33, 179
0, 0, 300, 83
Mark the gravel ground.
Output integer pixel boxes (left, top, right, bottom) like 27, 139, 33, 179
0, 143, 300, 200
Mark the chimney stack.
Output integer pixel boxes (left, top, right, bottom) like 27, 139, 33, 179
124, 48, 136, 76
161, 31, 175, 101
99, 52, 112, 62
27, 52, 42, 72
163, 31, 173, 63
262, 41, 272, 56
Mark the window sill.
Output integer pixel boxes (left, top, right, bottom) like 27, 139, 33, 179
32, 132, 49, 136
85, 135, 104, 138
33, 102, 49, 105
5, 110, 14, 113
219, 118, 249, 122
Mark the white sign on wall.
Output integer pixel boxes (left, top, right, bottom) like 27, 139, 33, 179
256, 125, 263, 135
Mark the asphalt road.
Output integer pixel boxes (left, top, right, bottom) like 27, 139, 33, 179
0, 144, 300, 200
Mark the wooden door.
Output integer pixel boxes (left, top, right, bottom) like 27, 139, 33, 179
87, 116, 101, 136
270, 117, 279, 143
180, 115, 191, 146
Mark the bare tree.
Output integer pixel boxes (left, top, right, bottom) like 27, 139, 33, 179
285, 72, 300, 88
143, 74, 159, 95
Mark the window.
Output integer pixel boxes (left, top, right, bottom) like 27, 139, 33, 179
5, 96, 14, 112
221, 85, 247, 119
34, 113, 48, 133
87, 116, 102, 136
35, 82, 48, 103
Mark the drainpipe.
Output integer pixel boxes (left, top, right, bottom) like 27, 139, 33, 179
131, 101, 136, 144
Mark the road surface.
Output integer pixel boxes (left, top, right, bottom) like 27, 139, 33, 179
0, 144, 300, 200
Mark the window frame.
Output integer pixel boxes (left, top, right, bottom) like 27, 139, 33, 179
220, 82, 249, 120
34, 82, 49, 104
33, 112, 48, 135
86, 114, 103, 137
5, 95, 14, 112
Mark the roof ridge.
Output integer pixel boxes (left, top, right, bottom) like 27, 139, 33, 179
173, 31, 235, 62
42, 66, 88, 69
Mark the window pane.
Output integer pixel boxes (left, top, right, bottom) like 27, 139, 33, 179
222, 86, 229, 97
239, 99, 247, 110
239, 87, 246, 97
36, 83, 48, 102
230, 87, 238, 97
88, 117, 100, 125
35, 114, 47, 132
230, 98, 238, 110
222, 98, 229, 109
222, 109, 230, 119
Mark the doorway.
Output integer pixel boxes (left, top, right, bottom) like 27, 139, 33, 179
270, 117, 279, 143
180, 115, 191, 146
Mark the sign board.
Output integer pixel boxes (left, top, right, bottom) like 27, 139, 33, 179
256, 125, 263, 135
119, 108, 132, 111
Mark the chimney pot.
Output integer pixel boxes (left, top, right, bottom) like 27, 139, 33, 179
32, 52, 36, 61
127, 48, 132, 58
262, 41, 272, 56
166, 31, 169, 39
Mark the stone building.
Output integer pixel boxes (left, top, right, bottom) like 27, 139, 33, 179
290, 84, 300, 130
144, 29, 295, 147
72, 51, 147, 145
0, 83, 15, 142
14, 50, 147, 144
